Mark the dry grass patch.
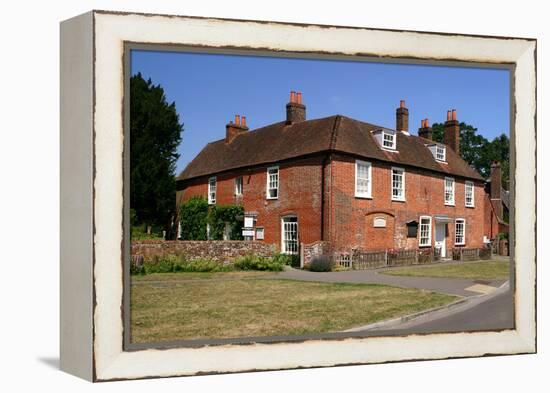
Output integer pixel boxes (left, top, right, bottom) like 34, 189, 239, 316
130, 272, 455, 343
381, 260, 510, 280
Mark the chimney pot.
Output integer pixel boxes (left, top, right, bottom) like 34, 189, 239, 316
286, 90, 306, 124
235, 114, 241, 125
447, 110, 452, 121
418, 118, 432, 140
241, 116, 247, 127
452, 109, 457, 121
400, 100, 405, 108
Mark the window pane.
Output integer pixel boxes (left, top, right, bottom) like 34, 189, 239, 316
419, 217, 431, 246
356, 161, 371, 196
392, 169, 404, 199
445, 178, 454, 204
455, 220, 465, 245
267, 167, 279, 198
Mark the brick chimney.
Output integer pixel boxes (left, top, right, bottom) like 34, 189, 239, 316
396, 100, 409, 133
444, 109, 460, 154
286, 91, 306, 124
490, 161, 502, 198
225, 114, 249, 143
418, 118, 432, 140
490, 161, 503, 217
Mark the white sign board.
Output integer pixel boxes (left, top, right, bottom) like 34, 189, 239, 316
244, 216, 254, 228
242, 229, 255, 237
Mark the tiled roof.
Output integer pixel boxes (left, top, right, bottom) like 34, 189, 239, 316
177, 115, 483, 181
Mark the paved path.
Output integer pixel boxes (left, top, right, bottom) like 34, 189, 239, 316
276, 267, 505, 297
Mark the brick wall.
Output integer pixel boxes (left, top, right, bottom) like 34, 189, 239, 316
327, 153, 486, 251
178, 155, 326, 252
177, 152, 487, 253
302, 241, 330, 266
131, 240, 276, 263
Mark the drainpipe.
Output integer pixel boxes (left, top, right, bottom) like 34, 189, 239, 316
321, 154, 328, 241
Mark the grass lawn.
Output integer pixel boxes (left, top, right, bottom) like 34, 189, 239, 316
130, 272, 456, 343
381, 260, 510, 280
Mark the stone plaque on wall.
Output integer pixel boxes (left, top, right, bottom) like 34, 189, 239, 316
373, 217, 387, 228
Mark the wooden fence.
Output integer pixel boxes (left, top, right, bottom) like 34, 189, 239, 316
333, 246, 491, 270
451, 247, 493, 261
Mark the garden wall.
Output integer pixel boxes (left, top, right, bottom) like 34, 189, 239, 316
301, 241, 331, 267
132, 240, 276, 264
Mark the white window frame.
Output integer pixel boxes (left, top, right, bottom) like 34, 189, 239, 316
444, 177, 455, 206
382, 131, 396, 150
355, 159, 372, 198
208, 176, 216, 205
235, 176, 243, 196
391, 167, 405, 201
436, 145, 446, 162
419, 216, 432, 247
455, 218, 466, 245
465, 181, 475, 207
266, 166, 279, 200
281, 216, 299, 255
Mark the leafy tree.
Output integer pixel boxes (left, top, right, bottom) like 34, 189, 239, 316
130, 73, 183, 233
487, 133, 510, 187
431, 122, 509, 184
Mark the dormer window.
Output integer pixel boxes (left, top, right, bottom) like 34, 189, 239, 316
372, 129, 397, 151
427, 143, 446, 162
383, 132, 396, 149
436, 145, 446, 161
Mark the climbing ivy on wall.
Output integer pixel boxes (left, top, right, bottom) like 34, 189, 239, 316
179, 196, 244, 240
178, 196, 209, 240
207, 205, 244, 240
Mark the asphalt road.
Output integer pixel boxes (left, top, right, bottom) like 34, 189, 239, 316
370, 288, 515, 336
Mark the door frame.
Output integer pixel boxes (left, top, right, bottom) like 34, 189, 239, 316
280, 215, 299, 255
435, 222, 447, 258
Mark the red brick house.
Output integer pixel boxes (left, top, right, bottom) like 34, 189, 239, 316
176, 92, 488, 258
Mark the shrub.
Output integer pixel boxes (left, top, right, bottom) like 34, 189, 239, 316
132, 254, 231, 274
497, 232, 509, 241
179, 196, 209, 240
272, 253, 300, 267
309, 255, 334, 272
234, 254, 285, 271
130, 223, 164, 240
179, 198, 245, 240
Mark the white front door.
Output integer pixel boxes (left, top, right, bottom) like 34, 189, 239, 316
435, 223, 446, 258
281, 216, 299, 254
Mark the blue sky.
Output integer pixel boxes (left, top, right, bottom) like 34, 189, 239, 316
131, 50, 510, 175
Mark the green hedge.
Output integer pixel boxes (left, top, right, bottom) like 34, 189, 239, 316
131, 253, 287, 275
233, 254, 285, 271
132, 254, 232, 275
178, 196, 209, 240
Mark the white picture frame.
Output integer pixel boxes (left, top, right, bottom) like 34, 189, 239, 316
60, 10, 536, 381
